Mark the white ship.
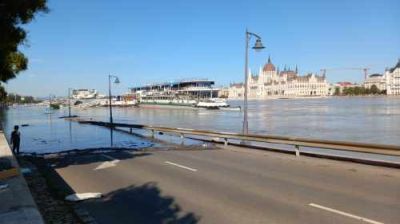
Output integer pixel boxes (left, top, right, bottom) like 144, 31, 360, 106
71, 89, 98, 99
93, 94, 138, 107
73, 94, 137, 108
130, 79, 231, 109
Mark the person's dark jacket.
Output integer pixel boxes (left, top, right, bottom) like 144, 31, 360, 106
11, 130, 20, 144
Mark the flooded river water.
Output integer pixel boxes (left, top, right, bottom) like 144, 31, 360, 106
1, 96, 400, 156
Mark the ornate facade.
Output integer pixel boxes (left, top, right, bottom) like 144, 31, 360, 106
228, 83, 244, 98
229, 57, 330, 99
385, 59, 400, 95
363, 73, 386, 91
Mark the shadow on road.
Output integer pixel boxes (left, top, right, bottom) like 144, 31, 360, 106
47, 150, 152, 169
82, 182, 200, 224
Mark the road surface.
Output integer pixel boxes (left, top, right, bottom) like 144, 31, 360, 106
53, 146, 400, 224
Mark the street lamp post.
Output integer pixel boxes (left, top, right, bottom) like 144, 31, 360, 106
108, 75, 120, 125
68, 88, 72, 117
243, 29, 265, 135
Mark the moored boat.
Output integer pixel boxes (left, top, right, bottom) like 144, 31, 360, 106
131, 79, 231, 109
195, 98, 229, 108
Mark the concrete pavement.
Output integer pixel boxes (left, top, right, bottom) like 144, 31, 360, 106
53, 146, 400, 224
0, 131, 44, 224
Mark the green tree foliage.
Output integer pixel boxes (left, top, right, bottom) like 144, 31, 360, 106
0, 84, 7, 102
0, 0, 48, 82
6, 93, 41, 104
333, 87, 340, 96
340, 86, 383, 96
370, 85, 380, 94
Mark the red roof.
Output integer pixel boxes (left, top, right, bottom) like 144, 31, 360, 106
337, 82, 354, 87
230, 83, 244, 88
263, 56, 276, 72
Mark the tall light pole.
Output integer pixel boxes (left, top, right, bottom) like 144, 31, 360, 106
108, 75, 120, 125
243, 29, 265, 135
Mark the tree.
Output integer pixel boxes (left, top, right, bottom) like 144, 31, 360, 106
341, 86, 371, 96
370, 85, 379, 95
365, 87, 371, 95
334, 87, 340, 96
5, 93, 41, 104
0, 0, 48, 82
0, 85, 7, 102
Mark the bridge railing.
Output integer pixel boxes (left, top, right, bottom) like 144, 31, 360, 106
76, 120, 400, 157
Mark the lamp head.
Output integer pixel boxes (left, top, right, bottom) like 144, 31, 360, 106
252, 39, 265, 52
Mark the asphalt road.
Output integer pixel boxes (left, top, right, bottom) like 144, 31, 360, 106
54, 146, 400, 224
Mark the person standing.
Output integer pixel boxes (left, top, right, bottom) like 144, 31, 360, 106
11, 125, 21, 155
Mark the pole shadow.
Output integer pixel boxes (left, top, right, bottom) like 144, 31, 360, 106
82, 182, 200, 224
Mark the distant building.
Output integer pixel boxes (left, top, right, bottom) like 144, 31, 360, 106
333, 82, 360, 95
385, 59, 400, 95
363, 74, 386, 91
218, 87, 230, 98
72, 89, 98, 99
228, 57, 330, 99
228, 83, 244, 99
335, 82, 358, 87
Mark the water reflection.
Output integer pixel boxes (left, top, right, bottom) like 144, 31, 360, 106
110, 128, 114, 147
68, 120, 72, 143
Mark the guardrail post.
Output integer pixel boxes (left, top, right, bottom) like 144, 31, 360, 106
180, 133, 184, 145
295, 145, 300, 157
224, 138, 228, 146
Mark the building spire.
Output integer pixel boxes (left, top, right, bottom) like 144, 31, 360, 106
268, 55, 271, 64
295, 65, 298, 74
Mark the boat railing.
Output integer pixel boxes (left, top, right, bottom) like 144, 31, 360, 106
178, 86, 220, 91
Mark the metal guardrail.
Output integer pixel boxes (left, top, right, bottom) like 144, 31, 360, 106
76, 120, 400, 157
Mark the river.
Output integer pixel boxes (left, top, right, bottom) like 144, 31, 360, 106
1, 96, 400, 156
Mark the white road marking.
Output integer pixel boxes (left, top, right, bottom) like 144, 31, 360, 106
65, 192, 102, 201
94, 154, 120, 170
309, 203, 384, 224
165, 161, 197, 172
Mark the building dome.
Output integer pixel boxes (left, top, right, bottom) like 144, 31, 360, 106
389, 58, 400, 73
263, 56, 276, 72
369, 73, 383, 77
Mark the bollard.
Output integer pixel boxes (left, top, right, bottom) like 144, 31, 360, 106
151, 130, 155, 138
295, 145, 300, 157
130, 128, 132, 133
224, 138, 228, 146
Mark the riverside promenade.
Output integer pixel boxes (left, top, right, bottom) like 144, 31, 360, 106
0, 131, 44, 224
50, 144, 400, 224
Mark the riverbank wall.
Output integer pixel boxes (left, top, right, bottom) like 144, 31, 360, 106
0, 131, 44, 224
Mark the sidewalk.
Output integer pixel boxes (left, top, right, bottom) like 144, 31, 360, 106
0, 131, 44, 224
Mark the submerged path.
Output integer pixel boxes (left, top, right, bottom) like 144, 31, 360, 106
53, 146, 400, 224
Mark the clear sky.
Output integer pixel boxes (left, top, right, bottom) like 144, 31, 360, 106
6, 0, 400, 97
